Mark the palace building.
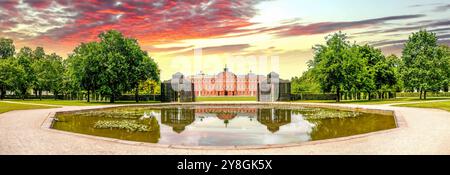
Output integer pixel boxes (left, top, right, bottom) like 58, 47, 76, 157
160, 66, 291, 102
187, 66, 266, 97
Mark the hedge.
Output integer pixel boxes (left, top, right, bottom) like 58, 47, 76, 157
396, 92, 450, 97
291, 93, 337, 100
3, 94, 161, 101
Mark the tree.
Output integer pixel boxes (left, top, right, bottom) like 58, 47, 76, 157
0, 38, 16, 99
312, 32, 351, 102
47, 53, 64, 99
384, 54, 402, 96
138, 79, 161, 101
0, 59, 25, 100
31, 57, 48, 100
62, 58, 81, 100
121, 37, 160, 103
97, 30, 131, 103
359, 45, 399, 100
290, 69, 321, 94
437, 45, 450, 92
0, 38, 15, 59
69, 30, 160, 103
67, 42, 103, 102
97, 30, 160, 103
32, 47, 46, 60
16, 47, 35, 99
401, 30, 446, 99
30, 47, 46, 98
133, 55, 160, 102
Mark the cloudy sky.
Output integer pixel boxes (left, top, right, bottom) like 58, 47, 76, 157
1, 0, 449, 80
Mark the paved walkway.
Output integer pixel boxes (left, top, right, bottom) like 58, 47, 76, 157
0, 102, 449, 154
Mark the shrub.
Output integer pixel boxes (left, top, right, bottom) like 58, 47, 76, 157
93, 118, 159, 132
291, 93, 337, 100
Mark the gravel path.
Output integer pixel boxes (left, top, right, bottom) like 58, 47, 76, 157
0, 102, 449, 155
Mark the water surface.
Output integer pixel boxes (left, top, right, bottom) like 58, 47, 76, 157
52, 105, 396, 146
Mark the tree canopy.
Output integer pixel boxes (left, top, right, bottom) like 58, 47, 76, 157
67, 30, 160, 103
0, 38, 15, 59
401, 29, 448, 99
298, 32, 401, 102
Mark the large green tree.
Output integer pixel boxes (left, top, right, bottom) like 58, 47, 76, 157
0, 59, 25, 100
67, 42, 104, 102
47, 53, 64, 99
312, 32, 351, 102
15, 47, 35, 99
0, 38, 16, 99
401, 30, 446, 99
68, 30, 159, 103
359, 45, 399, 99
303, 32, 401, 102
437, 45, 450, 92
290, 69, 321, 94
0, 38, 15, 59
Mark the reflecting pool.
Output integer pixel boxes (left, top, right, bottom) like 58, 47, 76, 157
52, 105, 396, 146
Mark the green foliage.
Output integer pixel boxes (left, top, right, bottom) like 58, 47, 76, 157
68, 30, 160, 103
301, 109, 361, 120
33, 53, 64, 97
396, 92, 450, 97
94, 120, 152, 132
437, 45, 450, 92
291, 69, 320, 93
303, 32, 400, 102
401, 29, 448, 99
138, 79, 161, 95
93, 117, 160, 132
291, 93, 337, 100
0, 38, 15, 59
0, 58, 26, 99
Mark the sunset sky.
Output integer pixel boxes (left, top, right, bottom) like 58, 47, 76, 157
1, 0, 449, 80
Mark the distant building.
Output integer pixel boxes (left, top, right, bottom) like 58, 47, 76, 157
160, 66, 291, 102
187, 66, 266, 97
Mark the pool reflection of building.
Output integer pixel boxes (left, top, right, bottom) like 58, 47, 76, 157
257, 109, 291, 133
160, 108, 195, 133
160, 107, 291, 133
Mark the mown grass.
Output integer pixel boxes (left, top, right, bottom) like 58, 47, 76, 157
0, 101, 57, 114
293, 97, 450, 105
196, 96, 257, 101
394, 101, 450, 112
5, 99, 160, 106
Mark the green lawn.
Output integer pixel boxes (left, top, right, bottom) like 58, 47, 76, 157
5, 99, 160, 106
394, 101, 450, 112
196, 96, 256, 101
293, 97, 450, 105
0, 101, 57, 114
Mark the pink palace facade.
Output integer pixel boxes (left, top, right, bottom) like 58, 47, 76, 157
186, 66, 266, 97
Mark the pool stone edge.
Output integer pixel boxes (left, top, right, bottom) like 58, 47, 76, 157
40, 102, 406, 150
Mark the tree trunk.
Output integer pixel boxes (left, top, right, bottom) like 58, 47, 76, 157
0, 86, 4, 100
39, 90, 42, 101
419, 89, 423, 100
110, 93, 115, 103
368, 92, 371, 101
54, 90, 57, 100
424, 91, 427, 100
135, 85, 139, 103
336, 86, 340, 102
87, 90, 90, 102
